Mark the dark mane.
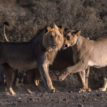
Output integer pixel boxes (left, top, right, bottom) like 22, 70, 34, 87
30, 27, 47, 43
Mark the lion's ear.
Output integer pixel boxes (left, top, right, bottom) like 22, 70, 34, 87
53, 24, 59, 30
59, 27, 64, 34
75, 30, 81, 36
47, 26, 52, 31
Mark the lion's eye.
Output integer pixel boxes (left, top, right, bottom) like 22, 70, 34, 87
66, 36, 70, 40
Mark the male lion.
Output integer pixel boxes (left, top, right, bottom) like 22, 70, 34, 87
0, 24, 65, 95
59, 30, 107, 92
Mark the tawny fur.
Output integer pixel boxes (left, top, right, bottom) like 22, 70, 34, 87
59, 30, 107, 92
0, 24, 65, 95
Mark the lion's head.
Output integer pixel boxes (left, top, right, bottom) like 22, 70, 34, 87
63, 29, 81, 48
43, 24, 64, 51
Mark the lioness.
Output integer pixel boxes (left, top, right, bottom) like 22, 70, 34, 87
61, 29, 90, 92
59, 30, 107, 91
0, 24, 65, 95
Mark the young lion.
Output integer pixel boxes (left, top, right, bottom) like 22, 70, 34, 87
59, 30, 107, 92
63, 29, 91, 92
0, 24, 65, 95
2, 23, 42, 94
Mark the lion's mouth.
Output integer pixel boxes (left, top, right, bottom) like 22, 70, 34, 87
52, 44, 57, 48
63, 44, 72, 50
49, 44, 57, 48
46, 43, 58, 51
46, 45, 57, 51
53, 44, 60, 50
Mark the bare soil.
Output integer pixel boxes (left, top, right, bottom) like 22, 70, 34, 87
0, 84, 107, 107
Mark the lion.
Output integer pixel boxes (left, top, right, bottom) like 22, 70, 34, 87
2, 23, 42, 94
62, 29, 91, 92
0, 24, 65, 95
1, 23, 41, 94
59, 30, 107, 92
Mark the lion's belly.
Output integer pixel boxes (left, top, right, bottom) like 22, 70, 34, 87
88, 59, 107, 68
88, 46, 107, 67
9, 61, 37, 70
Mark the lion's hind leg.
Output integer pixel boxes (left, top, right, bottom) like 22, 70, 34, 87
79, 66, 91, 93
99, 78, 107, 91
2, 64, 16, 96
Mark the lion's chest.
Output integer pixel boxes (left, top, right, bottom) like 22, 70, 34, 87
45, 51, 56, 65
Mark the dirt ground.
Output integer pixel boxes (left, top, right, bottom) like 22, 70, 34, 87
0, 84, 107, 107
0, 0, 107, 107
0, 72, 107, 107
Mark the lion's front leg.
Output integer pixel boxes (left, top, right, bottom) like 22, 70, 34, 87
38, 63, 55, 92
59, 61, 87, 81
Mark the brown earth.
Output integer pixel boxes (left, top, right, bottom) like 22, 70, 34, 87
0, 0, 107, 107
0, 90, 107, 107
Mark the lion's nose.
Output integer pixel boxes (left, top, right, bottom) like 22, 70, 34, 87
64, 44, 68, 47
